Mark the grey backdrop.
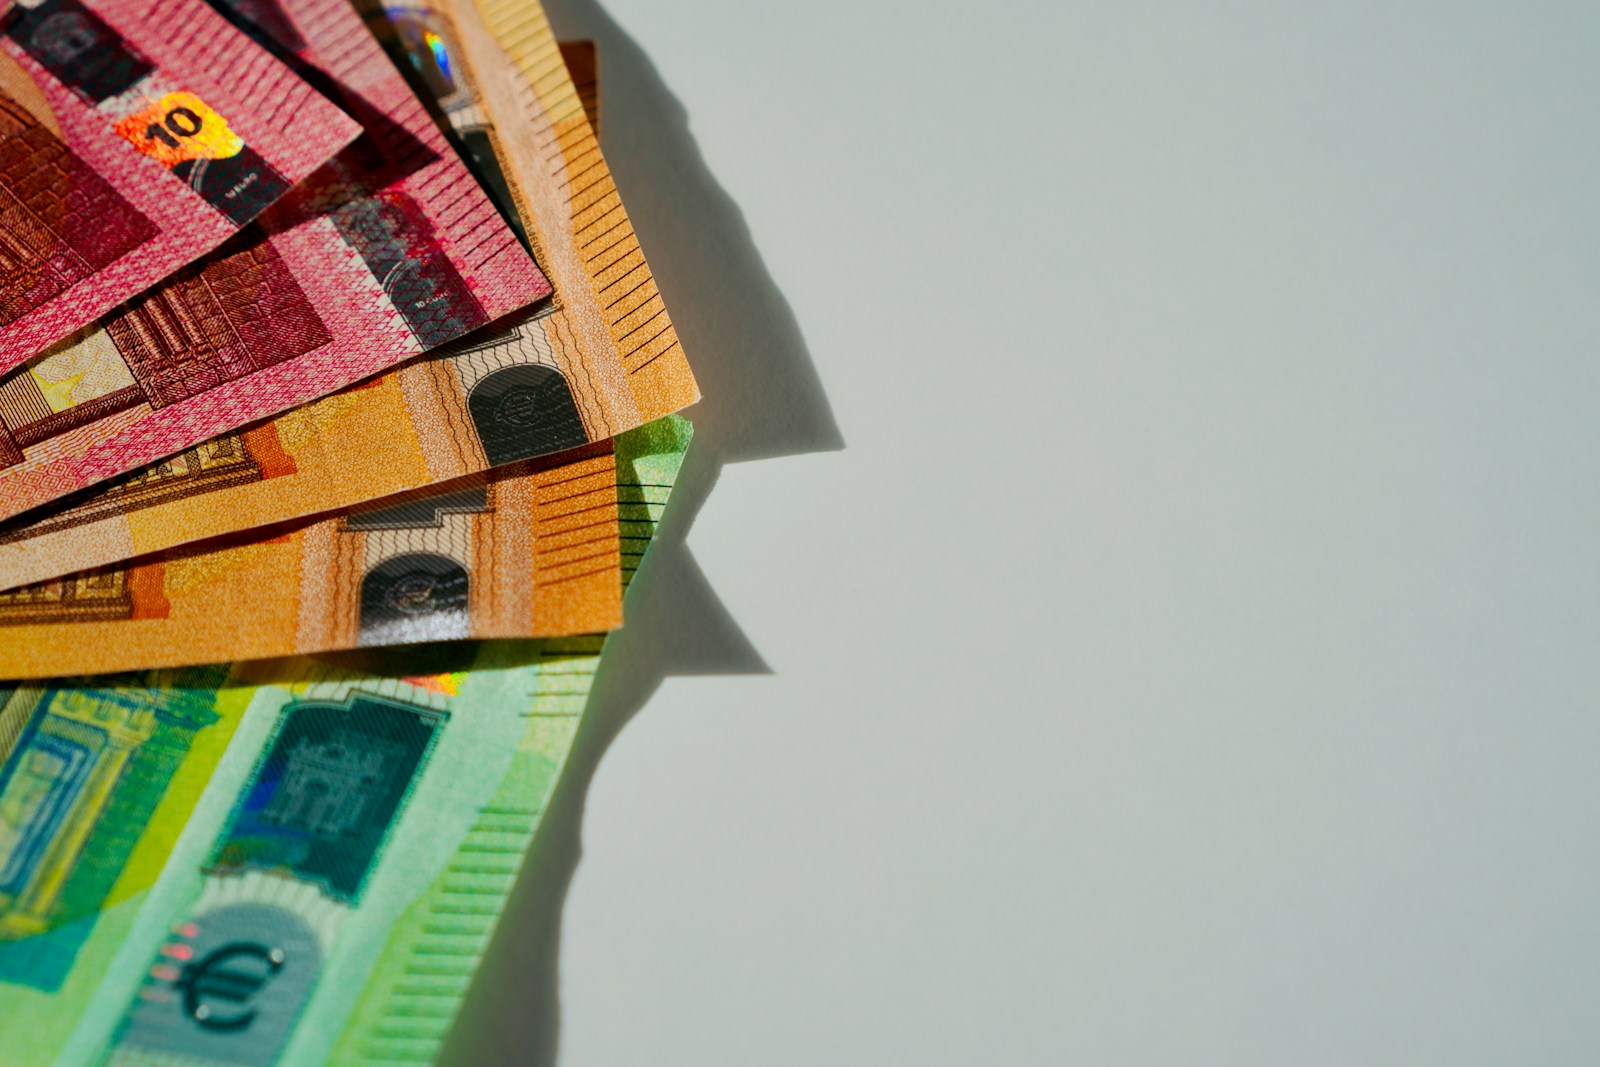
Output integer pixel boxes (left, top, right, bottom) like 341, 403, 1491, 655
444, 2, 1600, 1064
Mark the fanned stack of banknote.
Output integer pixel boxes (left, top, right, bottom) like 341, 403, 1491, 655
0, 1, 698, 1062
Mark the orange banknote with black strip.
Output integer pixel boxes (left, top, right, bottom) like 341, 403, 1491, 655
0, 438, 624, 677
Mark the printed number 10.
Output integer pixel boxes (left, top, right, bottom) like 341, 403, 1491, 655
145, 107, 204, 150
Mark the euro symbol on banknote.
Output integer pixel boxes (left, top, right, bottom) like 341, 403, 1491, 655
177, 942, 288, 1032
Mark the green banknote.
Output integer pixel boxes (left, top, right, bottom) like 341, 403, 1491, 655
0, 416, 692, 1067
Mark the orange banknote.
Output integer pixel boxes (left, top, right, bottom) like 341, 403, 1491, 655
0, 0, 696, 594
0, 440, 621, 678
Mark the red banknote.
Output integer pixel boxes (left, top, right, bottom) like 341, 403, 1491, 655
0, 0, 550, 522
0, 0, 362, 370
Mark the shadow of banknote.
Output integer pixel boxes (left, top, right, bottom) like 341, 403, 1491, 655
436, 2, 844, 1064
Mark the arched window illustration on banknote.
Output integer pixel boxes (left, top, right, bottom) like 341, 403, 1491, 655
337, 482, 492, 647
467, 363, 588, 466
426, 320, 593, 465
357, 551, 471, 647
107, 692, 448, 1065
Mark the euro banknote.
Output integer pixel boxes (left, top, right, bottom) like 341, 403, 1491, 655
0, 0, 362, 369
0, 2, 695, 594
0, 413, 691, 1067
0, 439, 622, 678
367, 0, 697, 411
0, 0, 551, 524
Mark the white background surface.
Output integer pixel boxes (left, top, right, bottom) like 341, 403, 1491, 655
445, 3, 1600, 1064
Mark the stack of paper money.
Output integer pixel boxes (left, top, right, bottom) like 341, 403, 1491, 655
0, 1, 697, 1062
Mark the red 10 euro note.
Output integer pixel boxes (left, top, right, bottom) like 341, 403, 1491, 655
0, 0, 363, 370
0, 0, 550, 522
